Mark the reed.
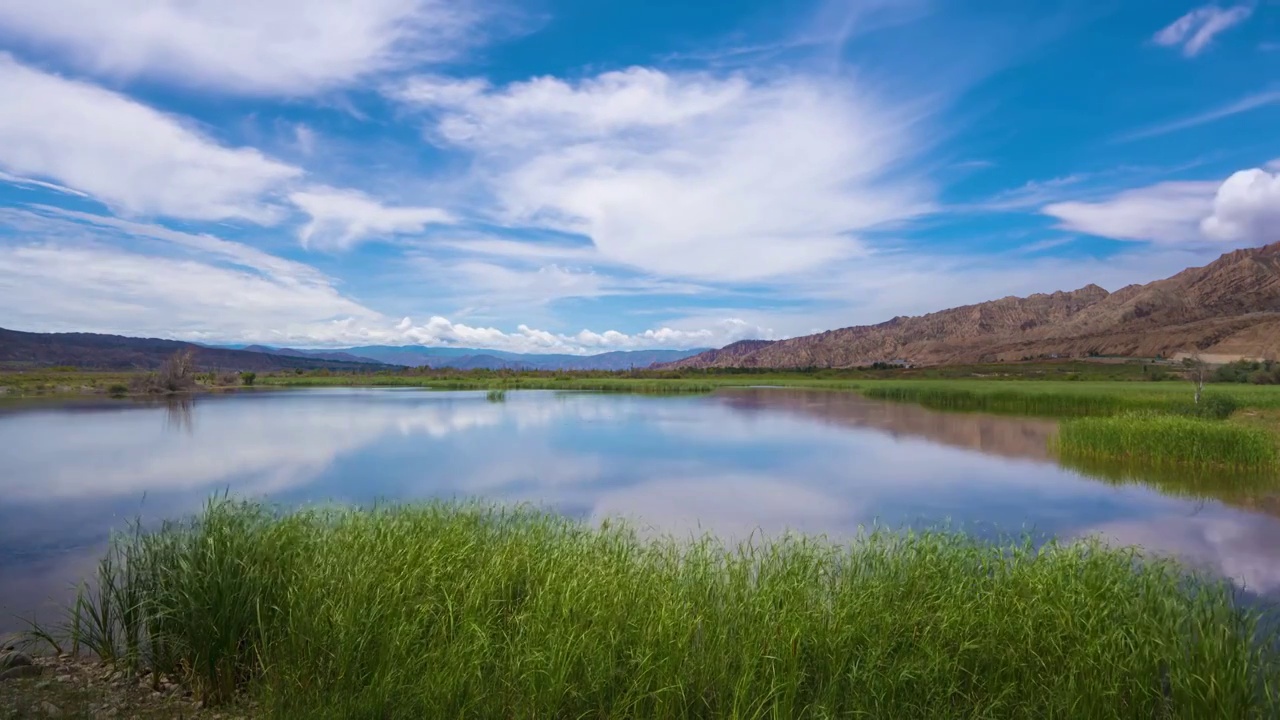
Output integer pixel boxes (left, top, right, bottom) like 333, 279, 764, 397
1055, 414, 1280, 468
30, 499, 1280, 719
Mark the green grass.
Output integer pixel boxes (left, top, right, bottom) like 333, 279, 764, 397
860, 382, 1267, 417
30, 499, 1280, 719
1055, 414, 1280, 469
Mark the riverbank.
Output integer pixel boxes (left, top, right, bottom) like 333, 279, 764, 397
0, 648, 250, 719
17, 499, 1280, 718
10, 367, 1280, 470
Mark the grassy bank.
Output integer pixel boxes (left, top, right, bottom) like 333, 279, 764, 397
860, 381, 1275, 416
31, 500, 1280, 719
1055, 414, 1280, 469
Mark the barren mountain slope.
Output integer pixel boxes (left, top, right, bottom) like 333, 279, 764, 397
669, 242, 1280, 369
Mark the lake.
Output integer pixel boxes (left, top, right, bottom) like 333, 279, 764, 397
3, 387, 1280, 633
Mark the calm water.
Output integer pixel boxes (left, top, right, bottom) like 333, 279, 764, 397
3, 387, 1280, 631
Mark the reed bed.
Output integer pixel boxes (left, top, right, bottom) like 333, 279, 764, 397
861, 384, 1248, 418
1055, 414, 1280, 469
30, 499, 1280, 719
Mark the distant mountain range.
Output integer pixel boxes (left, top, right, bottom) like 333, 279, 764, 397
22, 242, 1278, 375
668, 242, 1280, 369
0, 328, 707, 371
0, 328, 387, 372
235, 345, 709, 371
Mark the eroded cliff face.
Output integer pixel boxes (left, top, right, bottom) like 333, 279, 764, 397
669, 242, 1280, 369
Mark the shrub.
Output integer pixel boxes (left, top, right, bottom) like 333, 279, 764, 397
1175, 394, 1239, 420
157, 350, 197, 392
106, 383, 129, 397
240, 372, 257, 386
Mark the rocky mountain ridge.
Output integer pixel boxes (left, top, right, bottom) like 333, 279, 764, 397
669, 242, 1280, 369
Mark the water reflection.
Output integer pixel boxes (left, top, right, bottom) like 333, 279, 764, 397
2, 387, 1279, 633
715, 389, 1058, 462
164, 395, 195, 435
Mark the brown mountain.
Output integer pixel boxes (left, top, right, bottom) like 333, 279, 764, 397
669, 242, 1280, 369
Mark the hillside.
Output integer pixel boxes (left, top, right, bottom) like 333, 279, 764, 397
669, 242, 1280, 369
0, 329, 388, 372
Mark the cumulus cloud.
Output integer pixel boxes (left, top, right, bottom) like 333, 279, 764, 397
0, 0, 491, 95
1201, 168, 1280, 243
392, 67, 933, 281
289, 186, 454, 250
1152, 4, 1252, 57
391, 316, 770, 354
0, 55, 301, 222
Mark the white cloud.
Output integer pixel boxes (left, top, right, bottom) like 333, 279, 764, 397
1118, 90, 1280, 142
0, 0, 489, 95
11, 206, 335, 287
0, 170, 88, 197
0, 211, 765, 352
0, 244, 378, 338
1201, 168, 1280, 243
1153, 4, 1252, 57
0, 55, 301, 221
289, 186, 454, 250
1043, 181, 1218, 244
1042, 161, 1280, 248
393, 67, 933, 281
0, 241, 760, 352
391, 315, 770, 354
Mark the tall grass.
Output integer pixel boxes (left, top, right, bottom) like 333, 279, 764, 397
1055, 414, 1280, 469
862, 384, 1245, 418
862, 385, 1138, 416
31, 499, 1280, 718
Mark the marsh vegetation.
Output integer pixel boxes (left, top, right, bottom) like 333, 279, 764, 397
27, 500, 1280, 719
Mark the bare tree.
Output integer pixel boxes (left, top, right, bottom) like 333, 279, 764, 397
157, 349, 198, 392
1183, 352, 1207, 404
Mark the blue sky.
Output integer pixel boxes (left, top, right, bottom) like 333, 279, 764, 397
0, 0, 1277, 353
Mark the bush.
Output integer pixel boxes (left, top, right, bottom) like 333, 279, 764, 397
240, 372, 257, 386
1176, 394, 1239, 420
157, 350, 197, 392
106, 383, 129, 397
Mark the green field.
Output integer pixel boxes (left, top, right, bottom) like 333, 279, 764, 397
30, 499, 1280, 719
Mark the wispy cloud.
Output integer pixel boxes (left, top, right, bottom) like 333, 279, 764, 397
391, 66, 936, 282
0, 170, 88, 197
1117, 89, 1280, 142
289, 186, 454, 250
1043, 181, 1219, 244
0, 0, 499, 95
1152, 4, 1253, 57
0, 54, 301, 222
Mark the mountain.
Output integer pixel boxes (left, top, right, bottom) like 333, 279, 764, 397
0, 329, 388, 372
669, 242, 1280, 369
242, 345, 709, 370
241, 345, 377, 364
